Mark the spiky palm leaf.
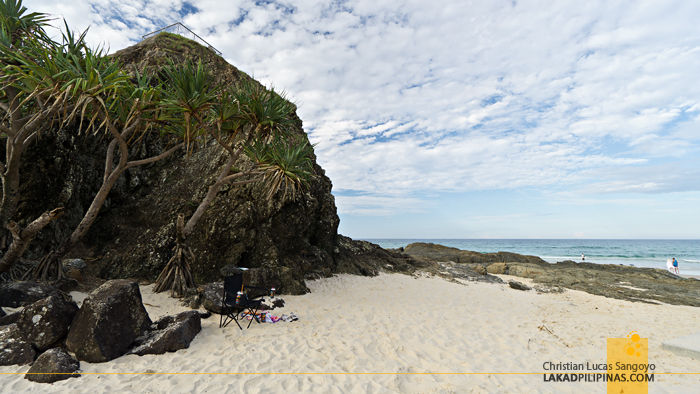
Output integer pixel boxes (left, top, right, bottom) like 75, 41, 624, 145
229, 79, 298, 139
160, 60, 219, 153
245, 138, 314, 201
0, 0, 51, 46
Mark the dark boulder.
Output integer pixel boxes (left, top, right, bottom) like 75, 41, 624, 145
128, 311, 201, 356
24, 348, 80, 383
17, 295, 79, 351
65, 280, 152, 362
201, 282, 224, 314
0, 324, 36, 366
0, 281, 63, 308
12, 33, 441, 296
198, 311, 211, 319
508, 281, 533, 291
0, 308, 4, 318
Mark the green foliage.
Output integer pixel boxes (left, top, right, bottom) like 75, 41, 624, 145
157, 32, 201, 52
228, 79, 298, 138
157, 59, 312, 199
245, 137, 315, 201
160, 60, 219, 152
2, 31, 132, 132
0, 0, 51, 47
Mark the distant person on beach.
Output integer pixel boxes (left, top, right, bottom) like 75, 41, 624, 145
667, 258, 674, 273
581, 253, 585, 261
673, 258, 679, 274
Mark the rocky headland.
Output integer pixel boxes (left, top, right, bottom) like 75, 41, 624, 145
396, 242, 700, 307
5, 32, 424, 294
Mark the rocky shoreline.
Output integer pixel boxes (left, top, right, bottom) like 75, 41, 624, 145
395, 242, 700, 307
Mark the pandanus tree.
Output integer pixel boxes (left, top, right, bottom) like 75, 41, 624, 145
31, 59, 185, 281
0, 2, 74, 275
152, 61, 314, 296
0, 1, 184, 278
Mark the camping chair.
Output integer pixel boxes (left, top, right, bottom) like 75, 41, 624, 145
219, 272, 269, 330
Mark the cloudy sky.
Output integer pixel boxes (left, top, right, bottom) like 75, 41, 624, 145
26, 0, 700, 239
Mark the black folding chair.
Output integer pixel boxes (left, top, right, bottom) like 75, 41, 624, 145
219, 273, 268, 330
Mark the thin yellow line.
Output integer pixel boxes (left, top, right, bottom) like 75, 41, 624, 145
0, 371, 700, 375
9, 372, 541, 375
1, 372, 695, 375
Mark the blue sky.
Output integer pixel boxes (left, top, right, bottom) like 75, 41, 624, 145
26, 0, 700, 239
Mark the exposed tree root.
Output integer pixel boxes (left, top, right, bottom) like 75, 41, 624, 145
153, 214, 197, 297
33, 250, 65, 282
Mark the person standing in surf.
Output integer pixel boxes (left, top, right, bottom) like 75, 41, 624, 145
581, 253, 585, 261
673, 258, 679, 274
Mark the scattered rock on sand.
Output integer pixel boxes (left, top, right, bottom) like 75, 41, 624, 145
24, 348, 80, 383
508, 281, 533, 291
437, 262, 504, 284
128, 311, 201, 356
66, 280, 152, 362
534, 285, 565, 294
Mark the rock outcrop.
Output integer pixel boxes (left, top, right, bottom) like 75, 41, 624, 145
399, 242, 547, 266
65, 280, 152, 362
401, 242, 700, 306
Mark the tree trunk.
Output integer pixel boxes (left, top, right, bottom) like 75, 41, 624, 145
0, 208, 64, 275
33, 142, 183, 281
0, 148, 22, 249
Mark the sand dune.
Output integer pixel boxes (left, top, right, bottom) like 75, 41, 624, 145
2, 272, 700, 393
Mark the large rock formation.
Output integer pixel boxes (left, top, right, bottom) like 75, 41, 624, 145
10, 32, 420, 294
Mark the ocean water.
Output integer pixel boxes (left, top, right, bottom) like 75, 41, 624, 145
363, 239, 700, 275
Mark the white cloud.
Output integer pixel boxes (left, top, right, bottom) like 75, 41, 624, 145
24, 0, 700, 218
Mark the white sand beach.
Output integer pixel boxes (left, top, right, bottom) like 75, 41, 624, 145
2, 272, 700, 393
